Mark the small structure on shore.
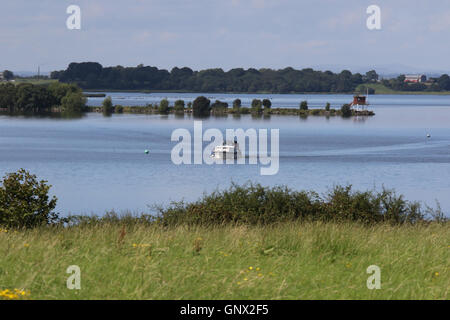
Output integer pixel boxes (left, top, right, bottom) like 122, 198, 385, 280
350, 89, 369, 111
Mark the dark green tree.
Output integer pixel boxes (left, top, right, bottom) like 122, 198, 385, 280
365, 70, 379, 82
2, 70, 14, 81
61, 92, 86, 113
192, 96, 211, 117
251, 99, 262, 113
299, 100, 308, 110
102, 96, 113, 115
211, 100, 228, 114
232, 98, 241, 109
174, 99, 185, 113
341, 104, 352, 117
437, 74, 450, 91
159, 99, 169, 114
262, 99, 272, 109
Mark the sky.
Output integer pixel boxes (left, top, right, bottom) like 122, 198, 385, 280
1, 0, 450, 75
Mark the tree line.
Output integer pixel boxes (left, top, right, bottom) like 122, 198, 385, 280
0, 82, 86, 113
381, 74, 450, 92
51, 62, 379, 93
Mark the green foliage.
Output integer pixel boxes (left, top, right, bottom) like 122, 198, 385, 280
232, 98, 241, 110
251, 99, 262, 113
52, 62, 367, 93
299, 100, 308, 110
0, 83, 17, 112
157, 183, 430, 226
114, 105, 124, 113
192, 96, 211, 117
0, 169, 58, 228
364, 70, 378, 82
325, 102, 331, 111
340, 104, 352, 117
211, 100, 228, 114
0, 82, 85, 114
158, 99, 169, 114
0, 221, 448, 299
61, 92, 86, 113
102, 96, 113, 115
174, 99, 185, 113
262, 99, 271, 109
2, 70, 14, 80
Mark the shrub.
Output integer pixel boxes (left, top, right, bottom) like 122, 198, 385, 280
193, 96, 211, 117
299, 100, 308, 110
159, 99, 169, 114
325, 102, 331, 111
251, 99, 263, 113
174, 99, 185, 113
60, 92, 86, 113
0, 169, 58, 228
211, 100, 228, 114
156, 183, 428, 226
340, 103, 352, 117
114, 105, 124, 113
102, 96, 113, 115
232, 98, 241, 111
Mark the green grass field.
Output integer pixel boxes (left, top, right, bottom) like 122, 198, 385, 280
356, 83, 450, 95
0, 222, 448, 300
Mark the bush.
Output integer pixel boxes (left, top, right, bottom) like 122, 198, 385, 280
340, 104, 352, 117
193, 96, 211, 117
325, 102, 331, 111
102, 96, 113, 115
156, 183, 428, 226
211, 100, 228, 114
0, 169, 58, 228
159, 99, 169, 114
174, 99, 185, 113
61, 92, 87, 113
300, 100, 308, 110
251, 99, 263, 113
232, 98, 241, 111
114, 105, 124, 113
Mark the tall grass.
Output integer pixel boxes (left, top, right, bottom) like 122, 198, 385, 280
0, 183, 448, 300
0, 222, 448, 299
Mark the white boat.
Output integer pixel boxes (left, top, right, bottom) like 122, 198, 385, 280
210, 141, 242, 159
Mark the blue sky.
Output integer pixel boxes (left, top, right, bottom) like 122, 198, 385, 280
1, 0, 450, 74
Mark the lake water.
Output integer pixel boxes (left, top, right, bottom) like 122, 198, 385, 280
1, 93, 450, 217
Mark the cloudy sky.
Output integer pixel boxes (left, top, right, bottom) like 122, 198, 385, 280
1, 0, 450, 74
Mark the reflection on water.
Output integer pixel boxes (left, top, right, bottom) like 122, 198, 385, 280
0, 93, 449, 216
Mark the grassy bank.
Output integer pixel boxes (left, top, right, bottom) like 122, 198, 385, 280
0, 221, 448, 299
1, 180, 448, 300
356, 83, 450, 95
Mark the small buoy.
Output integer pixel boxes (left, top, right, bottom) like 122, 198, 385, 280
427, 133, 431, 138
144, 149, 149, 154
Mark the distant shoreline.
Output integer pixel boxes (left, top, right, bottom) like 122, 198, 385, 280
83, 88, 450, 96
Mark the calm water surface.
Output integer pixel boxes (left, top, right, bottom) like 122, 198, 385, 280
1, 93, 449, 216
